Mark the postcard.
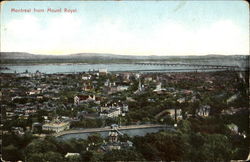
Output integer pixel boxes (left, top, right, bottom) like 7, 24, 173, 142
0, 1, 249, 161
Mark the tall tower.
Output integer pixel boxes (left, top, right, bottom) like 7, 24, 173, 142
138, 78, 142, 91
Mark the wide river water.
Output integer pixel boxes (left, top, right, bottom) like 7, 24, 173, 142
1, 63, 227, 74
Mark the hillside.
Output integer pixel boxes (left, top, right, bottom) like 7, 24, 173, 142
0, 52, 248, 67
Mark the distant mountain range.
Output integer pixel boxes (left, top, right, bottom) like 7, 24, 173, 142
0, 52, 248, 67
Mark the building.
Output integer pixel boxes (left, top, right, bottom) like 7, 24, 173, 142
153, 82, 166, 93
99, 69, 108, 75
227, 123, 239, 134
65, 153, 80, 158
134, 77, 145, 94
82, 84, 94, 91
42, 121, 70, 133
117, 85, 129, 91
122, 104, 129, 112
100, 129, 133, 152
27, 90, 41, 95
177, 97, 185, 104
196, 105, 210, 117
32, 122, 42, 133
74, 94, 100, 105
99, 107, 121, 118
108, 85, 129, 94
166, 108, 182, 120
109, 130, 118, 143
82, 74, 92, 80
226, 94, 239, 104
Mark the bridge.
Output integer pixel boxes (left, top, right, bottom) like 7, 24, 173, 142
114, 127, 124, 135
54, 124, 167, 137
134, 63, 239, 70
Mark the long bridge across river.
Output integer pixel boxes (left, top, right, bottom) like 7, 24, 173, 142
54, 124, 167, 137
134, 63, 239, 70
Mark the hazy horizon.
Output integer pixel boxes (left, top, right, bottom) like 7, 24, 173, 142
1, 51, 249, 57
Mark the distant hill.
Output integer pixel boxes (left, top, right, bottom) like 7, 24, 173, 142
0, 52, 248, 67
0, 52, 176, 60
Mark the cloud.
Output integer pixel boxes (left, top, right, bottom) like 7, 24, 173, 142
6, 15, 41, 38
1, 14, 249, 55
194, 20, 248, 54
2, 14, 83, 54
145, 20, 248, 55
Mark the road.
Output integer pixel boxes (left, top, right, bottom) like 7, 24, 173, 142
54, 124, 167, 137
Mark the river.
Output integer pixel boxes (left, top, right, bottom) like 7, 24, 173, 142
1, 63, 228, 74
57, 127, 173, 140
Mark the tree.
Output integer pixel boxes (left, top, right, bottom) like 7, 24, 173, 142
24, 139, 57, 156
2, 144, 22, 161
81, 151, 94, 162
133, 132, 186, 161
87, 133, 103, 144
136, 143, 161, 161
26, 151, 64, 162
203, 134, 233, 161
178, 120, 192, 134
102, 149, 144, 161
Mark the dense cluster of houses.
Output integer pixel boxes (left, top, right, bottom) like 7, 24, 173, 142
1, 69, 244, 137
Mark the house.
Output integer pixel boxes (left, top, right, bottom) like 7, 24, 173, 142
33, 70, 43, 77
117, 86, 129, 92
226, 94, 239, 104
177, 97, 185, 104
32, 122, 42, 132
122, 104, 129, 112
24, 109, 37, 115
144, 76, 153, 82
135, 73, 140, 79
82, 84, 94, 91
183, 90, 193, 95
18, 73, 31, 77
126, 97, 136, 102
99, 107, 121, 118
104, 79, 111, 86
65, 153, 80, 158
221, 107, 244, 115
107, 85, 129, 94
27, 90, 41, 95
121, 72, 131, 83
6, 112, 15, 120
74, 95, 98, 105
108, 86, 119, 94
196, 105, 210, 117
11, 127, 25, 135
100, 105, 110, 112
82, 74, 92, 80
153, 82, 166, 92
227, 123, 239, 134
166, 108, 182, 120
42, 121, 70, 133
99, 69, 108, 75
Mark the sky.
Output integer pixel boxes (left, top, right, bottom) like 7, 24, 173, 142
0, 1, 249, 56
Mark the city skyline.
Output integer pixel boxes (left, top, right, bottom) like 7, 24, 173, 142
1, 1, 249, 56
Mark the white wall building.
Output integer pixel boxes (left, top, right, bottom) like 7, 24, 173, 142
42, 122, 70, 133
100, 107, 121, 118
